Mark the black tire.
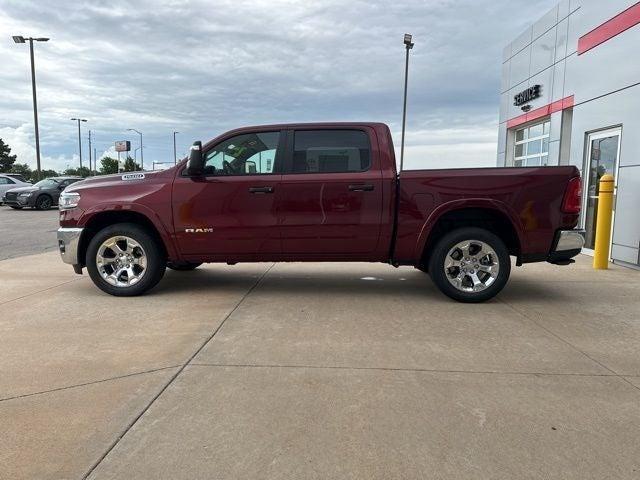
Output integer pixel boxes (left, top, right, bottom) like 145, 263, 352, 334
10, 206, 23, 210
35, 195, 52, 210
86, 223, 166, 296
428, 227, 511, 303
167, 261, 202, 271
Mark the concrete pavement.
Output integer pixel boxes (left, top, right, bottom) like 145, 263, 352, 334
1, 253, 639, 479
0, 207, 60, 260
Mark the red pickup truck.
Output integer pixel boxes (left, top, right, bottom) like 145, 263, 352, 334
57, 122, 584, 302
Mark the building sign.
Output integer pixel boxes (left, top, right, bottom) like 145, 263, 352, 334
115, 140, 131, 152
513, 85, 542, 107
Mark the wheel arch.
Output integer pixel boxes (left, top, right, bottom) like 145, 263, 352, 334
417, 202, 523, 269
77, 208, 176, 267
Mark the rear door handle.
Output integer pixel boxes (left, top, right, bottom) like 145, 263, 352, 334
248, 186, 274, 194
348, 184, 374, 192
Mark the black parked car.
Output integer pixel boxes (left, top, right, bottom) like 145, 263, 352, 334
2, 176, 82, 210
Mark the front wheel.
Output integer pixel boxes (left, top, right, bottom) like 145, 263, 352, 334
86, 223, 166, 296
428, 227, 510, 303
35, 195, 52, 210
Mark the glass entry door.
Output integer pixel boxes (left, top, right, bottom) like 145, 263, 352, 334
583, 128, 621, 251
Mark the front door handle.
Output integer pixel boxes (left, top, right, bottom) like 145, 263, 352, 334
348, 184, 374, 192
248, 186, 274, 194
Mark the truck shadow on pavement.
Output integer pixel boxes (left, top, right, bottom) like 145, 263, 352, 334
153, 266, 439, 299
148, 265, 567, 304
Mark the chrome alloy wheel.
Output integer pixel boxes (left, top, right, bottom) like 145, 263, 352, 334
444, 240, 500, 293
96, 236, 147, 287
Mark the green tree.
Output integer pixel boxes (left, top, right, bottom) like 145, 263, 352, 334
0, 138, 18, 172
122, 156, 141, 172
100, 157, 119, 175
38, 169, 60, 180
10, 163, 32, 178
63, 166, 92, 178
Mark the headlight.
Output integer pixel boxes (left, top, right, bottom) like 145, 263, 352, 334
18, 192, 32, 197
59, 192, 81, 210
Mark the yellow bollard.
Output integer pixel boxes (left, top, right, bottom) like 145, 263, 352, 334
593, 173, 615, 270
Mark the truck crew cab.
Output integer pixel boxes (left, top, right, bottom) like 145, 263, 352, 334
57, 123, 584, 302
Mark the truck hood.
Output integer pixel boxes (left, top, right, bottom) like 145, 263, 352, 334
66, 170, 168, 193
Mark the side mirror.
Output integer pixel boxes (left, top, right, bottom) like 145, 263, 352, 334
186, 141, 204, 176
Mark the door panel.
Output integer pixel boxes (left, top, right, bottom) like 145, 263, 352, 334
278, 128, 383, 256
172, 176, 281, 256
172, 129, 284, 257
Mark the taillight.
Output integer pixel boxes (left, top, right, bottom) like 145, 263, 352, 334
561, 177, 582, 214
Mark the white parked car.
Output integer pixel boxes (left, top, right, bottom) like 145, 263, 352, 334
0, 174, 31, 204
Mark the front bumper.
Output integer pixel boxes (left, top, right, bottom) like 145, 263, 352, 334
2, 195, 33, 207
548, 229, 585, 264
57, 227, 84, 268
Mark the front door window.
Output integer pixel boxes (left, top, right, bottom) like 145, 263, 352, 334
584, 129, 621, 250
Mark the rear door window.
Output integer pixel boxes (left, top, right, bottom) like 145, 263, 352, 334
292, 130, 371, 173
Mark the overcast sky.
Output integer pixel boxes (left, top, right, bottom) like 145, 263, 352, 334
0, 0, 556, 172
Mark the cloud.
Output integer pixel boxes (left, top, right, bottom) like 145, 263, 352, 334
0, 0, 556, 171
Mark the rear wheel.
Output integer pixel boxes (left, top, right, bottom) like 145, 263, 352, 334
167, 261, 202, 271
35, 195, 52, 210
428, 227, 510, 303
86, 223, 166, 296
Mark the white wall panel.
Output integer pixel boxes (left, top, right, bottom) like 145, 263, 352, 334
555, 17, 569, 62
533, 6, 559, 38
551, 59, 566, 102
501, 61, 510, 93
509, 47, 531, 88
565, 26, 640, 104
531, 28, 557, 75
512, 27, 533, 55
547, 140, 561, 166
558, 0, 571, 20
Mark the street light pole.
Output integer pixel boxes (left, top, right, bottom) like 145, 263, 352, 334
127, 129, 143, 170
71, 118, 87, 169
400, 33, 414, 175
173, 131, 179, 164
87, 130, 92, 172
13, 35, 49, 180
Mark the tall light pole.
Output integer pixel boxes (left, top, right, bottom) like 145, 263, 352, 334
134, 146, 141, 165
70, 118, 87, 169
127, 128, 143, 170
13, 35, 49, 180
173, 131, 179, 164
400, 33, 414, 174
87, 129, 93, 172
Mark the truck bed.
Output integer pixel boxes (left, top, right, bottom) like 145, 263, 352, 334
393, 166, 581, 263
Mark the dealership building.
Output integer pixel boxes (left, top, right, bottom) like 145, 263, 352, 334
497, 0, 640, 268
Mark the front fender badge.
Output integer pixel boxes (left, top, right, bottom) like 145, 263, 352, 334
121, 173, 145, 181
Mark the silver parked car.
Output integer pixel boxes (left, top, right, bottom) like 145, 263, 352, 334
0, 174, 32, 204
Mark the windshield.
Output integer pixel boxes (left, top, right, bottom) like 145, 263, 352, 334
33, 178, 61, 188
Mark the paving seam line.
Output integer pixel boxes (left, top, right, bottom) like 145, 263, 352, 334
498, 298, 640, 394
0, 365, 183, 403
187, 362, 623, 378
80, 263, 275, 480
0, 278, 83, 306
